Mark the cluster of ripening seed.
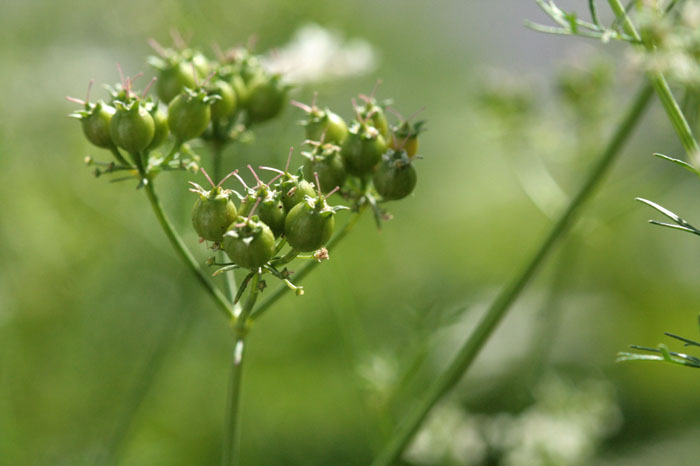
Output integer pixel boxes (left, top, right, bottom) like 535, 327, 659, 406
68, 38, 291, 179
68, 37, 425, 296
189, 87, 426, 285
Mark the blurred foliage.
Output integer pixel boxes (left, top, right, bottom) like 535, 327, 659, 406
2, 1, 700, 465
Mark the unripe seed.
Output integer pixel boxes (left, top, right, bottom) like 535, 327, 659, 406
373, 150, 417, 201
340, 123, 387, 176
155, 60, 197, 104
191, 188, 238, 242
239, 192, 285, 237
237, 167, 286, 237
281, 178, 316, 211
284, 198, 335, 252
302, 143, 346, 193
245, 74, 290, 123
262, 149, 317, 212
223, 216, 276, 269
81, 102, 116, 149
110, 101, 155, 154
147, 105, 169, 151
208, 80, 237, 122
168, 89, 213, 142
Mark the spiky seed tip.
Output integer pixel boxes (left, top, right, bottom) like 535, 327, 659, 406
313, 172, 322, 197
285, 146, 294, 172
148, 38, 168, 57
217, 169, 239, 188
233, 171, 249, 190
247, 165, 263, 187
142, 77, 157, 99
290, 100, 312, 113
200, 167, 216, 188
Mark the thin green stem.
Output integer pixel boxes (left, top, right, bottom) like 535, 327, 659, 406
369, 82, 654, 466
250, 205, 367, 321
222, 273, 259, 466
589, 0, 602, 28
272, 248, 300, 267
608, 0, 700, 164
162, 140, 182, 164
108, 144, 132, 167
211, 138, 240, 307
143, 179, 235, 320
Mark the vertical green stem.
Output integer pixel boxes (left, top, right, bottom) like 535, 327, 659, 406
222, 273, 259, 466
369, 82, 654, 466
211, 139, 240, 306
608, 0, 700, 163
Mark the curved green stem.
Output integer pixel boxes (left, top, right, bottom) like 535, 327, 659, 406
272, 248, 300, 267
211, 139, 240, 307
369, 82, 654, 466
250, 205, 367, 321
608, 0, 700, 164
162, 141, 182, 164
143, 179, 235, 321
222, 273, 259, 466
108, 144, 132, 167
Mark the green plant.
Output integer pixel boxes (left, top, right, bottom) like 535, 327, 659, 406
369, 2, 700, 465
67, 37, 425, 465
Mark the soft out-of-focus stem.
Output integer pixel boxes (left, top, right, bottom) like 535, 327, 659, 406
222, 273, 259, 466
250, 205, 367, 321
96, 304, 194, 466
370, 82, 654, 466
608, 0, 700, 163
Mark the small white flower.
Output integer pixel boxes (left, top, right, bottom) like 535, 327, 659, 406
262, 23, 378, 84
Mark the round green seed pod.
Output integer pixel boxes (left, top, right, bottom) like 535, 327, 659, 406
373, 150, 417, 201
168, 90, 212, 142
284, 197, 335, 252
245, 74, 290, 123
303, 145, 346, 194
191, 189, 237, 242
280, 177, 316, 212
239, 191, 285, 237
147, 105, 169, 151
80, 102, 116, 149
305, 109, 348, 145
110, 101, 155, 154
223, 217, 276, 269
340, 123, 387, 176
208, 80, 237, 122
156, 61, 197, 104
359, 101, 389, 138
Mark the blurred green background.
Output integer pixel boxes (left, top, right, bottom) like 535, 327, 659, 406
2, 0, 700, 465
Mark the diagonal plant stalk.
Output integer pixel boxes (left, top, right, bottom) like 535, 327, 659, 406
96, 147, 239, 466
369, 82, 654, 466
143, 179, 236, 320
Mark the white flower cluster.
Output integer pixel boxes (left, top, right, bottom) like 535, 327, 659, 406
262, 23, 378, 84
632, 2, 700, 87
407, 374, 621, 466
